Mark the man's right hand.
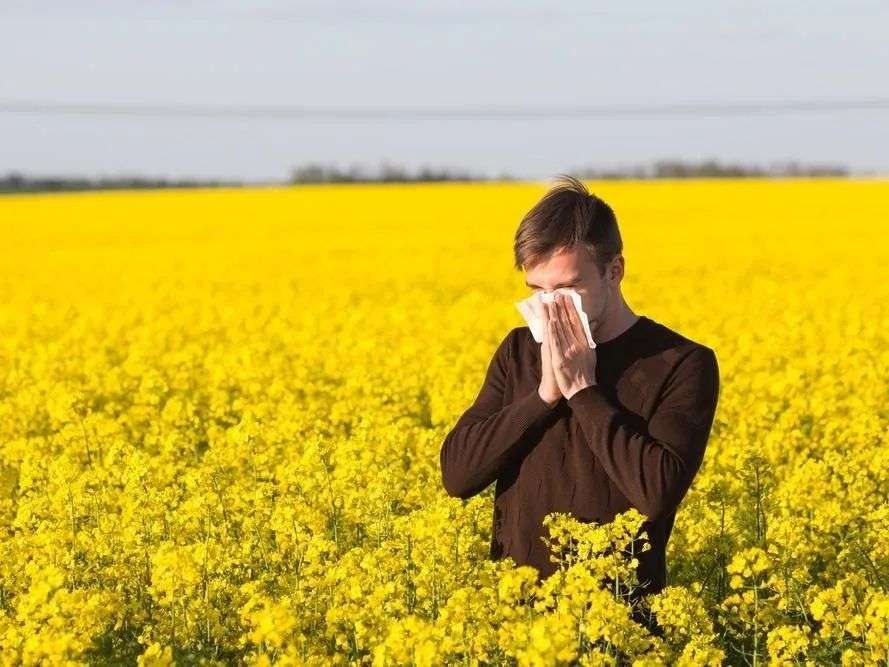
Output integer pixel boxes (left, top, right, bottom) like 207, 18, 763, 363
538, 309, 563, 408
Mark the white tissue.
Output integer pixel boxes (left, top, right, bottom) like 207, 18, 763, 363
515, 288, 596, 348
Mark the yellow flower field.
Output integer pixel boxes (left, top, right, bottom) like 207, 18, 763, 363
0, 179, 886, 665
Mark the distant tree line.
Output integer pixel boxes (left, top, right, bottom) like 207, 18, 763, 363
568, 158, 849, 180
290, 160, 501, 183
0, 158, 853, 194
0, 171, 242, 194
292, 158, 849, 183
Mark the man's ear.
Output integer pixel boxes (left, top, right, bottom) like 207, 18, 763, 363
610, 255, 625, 284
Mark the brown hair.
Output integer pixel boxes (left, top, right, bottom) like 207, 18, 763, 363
513, 174, 623, 277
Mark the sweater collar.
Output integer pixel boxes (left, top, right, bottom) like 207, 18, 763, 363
595, 314, 648, 348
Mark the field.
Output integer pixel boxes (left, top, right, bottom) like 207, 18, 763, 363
0, 179, 887, 665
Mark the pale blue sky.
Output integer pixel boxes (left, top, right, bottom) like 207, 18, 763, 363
2, 1, 888, 181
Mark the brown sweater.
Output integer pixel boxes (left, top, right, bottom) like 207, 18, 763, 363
439, 315, 720, 594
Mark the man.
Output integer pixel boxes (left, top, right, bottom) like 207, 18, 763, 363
439, 175, 720, 601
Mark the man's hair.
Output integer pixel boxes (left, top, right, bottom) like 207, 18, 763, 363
513, 174, 623, 277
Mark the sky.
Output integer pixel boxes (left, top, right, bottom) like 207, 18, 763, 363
2, 0, 888, 181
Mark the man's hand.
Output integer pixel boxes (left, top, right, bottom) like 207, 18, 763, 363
538, 312, 563, 407
544, 292, 597, 400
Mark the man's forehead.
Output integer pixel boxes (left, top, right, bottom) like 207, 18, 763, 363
523, 248, 585, 279
523, 267, 583, 288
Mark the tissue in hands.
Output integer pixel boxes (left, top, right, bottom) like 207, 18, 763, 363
515, 288, 596, 348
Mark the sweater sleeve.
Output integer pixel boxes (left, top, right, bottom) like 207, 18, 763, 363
566, 346, 720, 521
440, 328, 556, 499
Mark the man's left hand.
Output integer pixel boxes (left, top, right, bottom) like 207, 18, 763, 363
543, 292, 598, 400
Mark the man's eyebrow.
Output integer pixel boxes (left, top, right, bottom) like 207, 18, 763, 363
525, 277, 580, 288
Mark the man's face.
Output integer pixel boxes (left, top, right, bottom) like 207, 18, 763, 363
523, 245, 618, 332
